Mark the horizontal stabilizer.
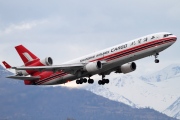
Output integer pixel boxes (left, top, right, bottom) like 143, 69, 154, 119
2, 61, 12, 69
7, 76, 40, 80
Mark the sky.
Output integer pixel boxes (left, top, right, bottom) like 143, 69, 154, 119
0, 0, 180, 80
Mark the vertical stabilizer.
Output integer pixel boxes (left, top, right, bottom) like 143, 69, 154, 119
15, 45, 40, 66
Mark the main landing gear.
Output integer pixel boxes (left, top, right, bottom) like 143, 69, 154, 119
88, 78, 94, 84
154, 53, 159, 63
98, 75, 109, 85
76, 75, 109, 85
76, 78, 94, 84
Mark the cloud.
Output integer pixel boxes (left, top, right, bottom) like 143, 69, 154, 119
0, 0, 180, 78
0, 20, 46, 35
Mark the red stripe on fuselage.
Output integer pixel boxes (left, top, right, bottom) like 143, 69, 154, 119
36, 37, 176, 85
104, 38, 175, 61
91, 37, 176, 62
35, 71, 67, 84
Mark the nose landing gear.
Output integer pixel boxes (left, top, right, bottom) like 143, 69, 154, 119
154, 53, 159, 63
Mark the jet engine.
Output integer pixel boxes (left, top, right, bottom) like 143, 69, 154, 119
116, 62, 136, 74
23, 57, 53, 67
84, 61, 102, 73
40, 57, 53, 66
16, 57, 53, 76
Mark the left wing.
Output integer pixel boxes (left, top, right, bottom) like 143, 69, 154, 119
12, 63, 85, 74
7, 60, 107, 75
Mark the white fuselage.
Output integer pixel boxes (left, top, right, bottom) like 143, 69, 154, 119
36, 32, 177, 85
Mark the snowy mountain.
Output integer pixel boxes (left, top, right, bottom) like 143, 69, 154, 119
83, 64, 180, 119
140, 64, 180, 82
164, 97, 180, 119
1, 63, 179, 119
0, 65, 175, 120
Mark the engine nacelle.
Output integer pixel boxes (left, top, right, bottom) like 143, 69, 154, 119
16, 57, 53, 76
28, 57, 53, 66
84, 61, 102, 73
40, 57, 53, 66
118, 62, 136, 74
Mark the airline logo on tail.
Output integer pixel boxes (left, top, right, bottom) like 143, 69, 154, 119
22, 52, 34, 62
15, 45, 39, 65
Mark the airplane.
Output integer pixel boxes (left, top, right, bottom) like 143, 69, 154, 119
2, 32, 177, 85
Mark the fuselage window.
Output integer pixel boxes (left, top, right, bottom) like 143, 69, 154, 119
151, 36, 155, 39
143, 37, 148, 42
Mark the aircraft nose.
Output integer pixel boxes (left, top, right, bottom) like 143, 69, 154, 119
174, 36, 177, 42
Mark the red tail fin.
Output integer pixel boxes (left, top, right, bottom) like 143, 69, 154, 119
15, 45, 40, 66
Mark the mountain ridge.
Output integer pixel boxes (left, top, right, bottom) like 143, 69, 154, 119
164, 97, 180, 119
83, 64, 180, 119
140, 64, 180, 82
0, 65, 176, 120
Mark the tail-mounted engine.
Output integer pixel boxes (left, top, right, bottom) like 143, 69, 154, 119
40, 57, 53, 66
16, 57, 53, 76
30, 57, 53, 66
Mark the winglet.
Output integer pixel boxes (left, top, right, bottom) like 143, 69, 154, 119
2, 61, 12, 69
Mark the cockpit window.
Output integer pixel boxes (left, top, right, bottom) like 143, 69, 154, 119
164, 34, 173, 38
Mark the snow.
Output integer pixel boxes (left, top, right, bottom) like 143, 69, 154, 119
140, 64, 180, 82
82, 64, 180, 119
164, 97, 180, 119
